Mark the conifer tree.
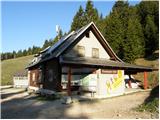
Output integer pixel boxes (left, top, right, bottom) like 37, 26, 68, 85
84, 0, 99, 25
138, 1, 159, 56
144, 15, 158, 55
104, 1, 129, 59
123, 7, 145, 63
71, 5, 85, 31
124, 18, 144, 63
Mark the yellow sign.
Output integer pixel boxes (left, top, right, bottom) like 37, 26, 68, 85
106, 70, 123, 94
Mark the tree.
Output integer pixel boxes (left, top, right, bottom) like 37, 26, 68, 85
12, 51, 16, 58
27, 47, 32, 55
96, 14, 106, 36
123, 7, 145, 63
144, 15, 158, 55
71, 0, 99, 31
104, 10, 124, 58
71, 5, 86, 31
104, 1, 129, 59
17, 50, 23, 57
84, 0, 99, 25
124, 18, 144, 63
42, 40, 50, 49
23, 49, 27, 56
138, 1, 159, 56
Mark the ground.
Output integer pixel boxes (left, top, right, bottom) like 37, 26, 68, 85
1, 87, 158, 119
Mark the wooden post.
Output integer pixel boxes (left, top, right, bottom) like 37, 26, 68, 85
128, 75, 132, 88
67, 67, 71, 96
144, 72, 148, 90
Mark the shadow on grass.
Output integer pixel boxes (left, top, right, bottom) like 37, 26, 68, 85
144, 52, 159, 61
144, 85, 159, 103
134, 85, 159, 115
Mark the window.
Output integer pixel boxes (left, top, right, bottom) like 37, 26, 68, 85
48, 69, 53, 82
32, 73, 36, 81
38, 70, 42, 83
77, 46, 85, 57
92, 48, 99, 58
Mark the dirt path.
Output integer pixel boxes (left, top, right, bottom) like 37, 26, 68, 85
1, 88, 156, 119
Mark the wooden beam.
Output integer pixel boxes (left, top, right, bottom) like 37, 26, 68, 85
67, 67, 71, 96
128, 75, 132, 88
144, 72, 148, 90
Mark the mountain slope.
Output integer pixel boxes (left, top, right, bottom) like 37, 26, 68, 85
1, 55, 34, 85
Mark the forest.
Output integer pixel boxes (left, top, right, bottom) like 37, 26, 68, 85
1, 0, 159, 63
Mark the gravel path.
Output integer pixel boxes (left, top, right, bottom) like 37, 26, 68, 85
1, 88, 156, 119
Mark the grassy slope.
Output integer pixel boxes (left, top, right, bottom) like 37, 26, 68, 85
1, 52, 158, 86
1, 55, 34, 85
133, 57, 159, 88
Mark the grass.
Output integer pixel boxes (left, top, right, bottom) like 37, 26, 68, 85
1, 55, 34, 85
133, 55, 159, 89
134, 85, 159, 114
36, 94, 61, 101
1, 51, 158, 87
135, 98, 159, 113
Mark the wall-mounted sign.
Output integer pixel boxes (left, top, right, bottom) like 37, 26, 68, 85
101, 69, 117, 74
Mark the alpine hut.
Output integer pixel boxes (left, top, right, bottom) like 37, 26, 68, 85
27, 22, 154, 98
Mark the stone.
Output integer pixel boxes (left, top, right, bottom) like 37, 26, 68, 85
61, 96, 73, 104
117, 114, 121, 117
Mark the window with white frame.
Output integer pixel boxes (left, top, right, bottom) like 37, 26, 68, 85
92, 48, 99, 58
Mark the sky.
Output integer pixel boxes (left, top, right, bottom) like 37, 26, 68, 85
1, 0, 140, 53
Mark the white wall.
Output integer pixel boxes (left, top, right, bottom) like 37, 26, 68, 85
63, 30, 110, 59
97, 70, 125, 98
13, 76, 28, 88
61, 67, 125, 98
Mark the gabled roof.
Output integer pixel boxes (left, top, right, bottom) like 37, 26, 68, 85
27, 22, 156, 72
27, 22, 122, 68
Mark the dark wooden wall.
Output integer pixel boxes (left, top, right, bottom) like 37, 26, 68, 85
43, 59, 62, 91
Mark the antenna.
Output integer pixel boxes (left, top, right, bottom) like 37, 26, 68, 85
56, 25, 60, 40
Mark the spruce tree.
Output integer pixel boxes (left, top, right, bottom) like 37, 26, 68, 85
124, 18, 144, 63
84, 0, 99, 25
144, 15, 158, 55
138, 1, 159, 56
123, 7, 145, 63
104, 10, 124, 58
104, 1, 129, 59
71, 5, 86, 31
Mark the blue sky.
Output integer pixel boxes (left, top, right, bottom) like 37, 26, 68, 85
1, 0, 140, 53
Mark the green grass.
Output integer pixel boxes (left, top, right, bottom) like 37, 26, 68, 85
134, 86, 159, 114
1, 55, 34, 85
135, 98, 159, 113
1, 51, 158, 87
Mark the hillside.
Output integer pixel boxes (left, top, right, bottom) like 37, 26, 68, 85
1, 55, 34, 85
133, 51, 159, 88
1, 52, 158, 87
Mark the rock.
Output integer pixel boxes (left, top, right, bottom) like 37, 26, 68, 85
117, 114, 121, 117
61, 96, 73, 104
